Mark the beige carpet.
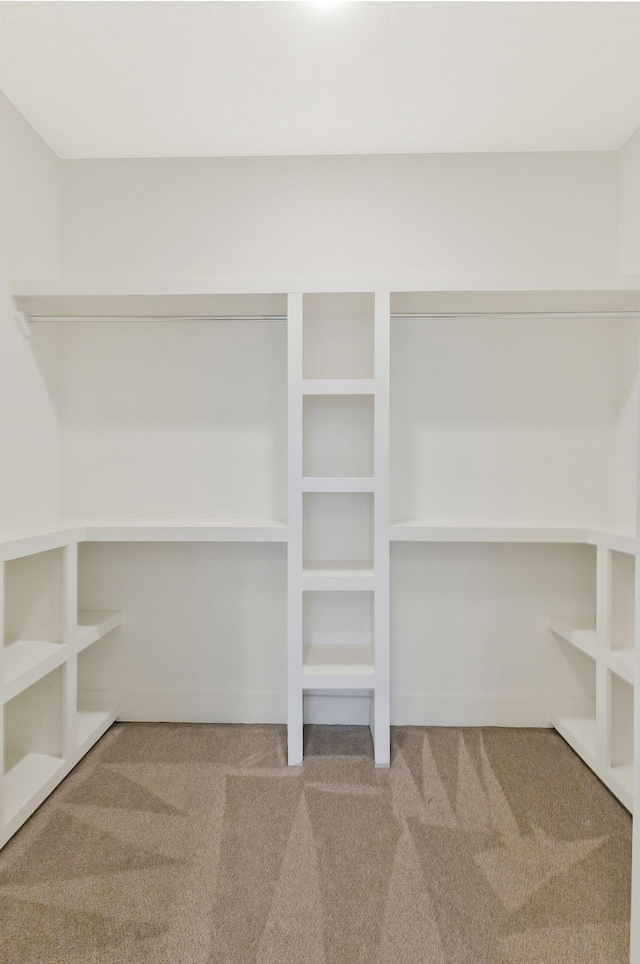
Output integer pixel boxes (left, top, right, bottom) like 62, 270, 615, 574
0, 724, 632, 963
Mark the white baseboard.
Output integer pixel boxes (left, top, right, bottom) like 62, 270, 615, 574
110, 689, 552, 728
391, 694, 553, 727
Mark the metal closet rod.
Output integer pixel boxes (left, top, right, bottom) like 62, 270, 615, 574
27, 310, 640, 323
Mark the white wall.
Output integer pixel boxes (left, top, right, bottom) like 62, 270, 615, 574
0, 91, 61, 530
618, 126, 640, 275
391, 315, 637, 528
61, 151, 618, 279
34, 320, 287, 522
391, 543, 597, 726
78, 541, 287, 723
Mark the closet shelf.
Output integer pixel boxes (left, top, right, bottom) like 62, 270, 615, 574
548, 616, 636, 685
3, 754, 65, 827
302, 561, 375, 592
553, 714, 597, 767
303, 644, 375, 689
2, 642, 67, 703
301, 379, 376, 395
76, 707, 118, 753
82, 519, 288, 542
609, 765, 634, 810
607, 649, 635, 685
549, 615, 598, 661
77, 611, 121, 652
391, 522, 591, 544
302, 477, 374, 493
390, 522, 636, 551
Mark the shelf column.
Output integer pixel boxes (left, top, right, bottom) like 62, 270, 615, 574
631, 325, 640, 964
287, 293, 304, 765
62, 544, 78, 760
0, 563, 4, 828
595, 546, 611, 768
372, 290, 391, 766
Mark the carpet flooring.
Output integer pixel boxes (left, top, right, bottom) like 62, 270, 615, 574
0, 723, 632, 964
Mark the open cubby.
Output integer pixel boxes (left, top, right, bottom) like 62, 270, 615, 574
553, 638, 597, 762
610, 550, 635, 651
77, 642, 117, 751
303, 293, 375, 380
303, 493, 374, 571
302, 591, 375, 683
3, 666, 65, 825
303, 395, 374, 478
3, 549, 65, 690
611, 671, 634, 769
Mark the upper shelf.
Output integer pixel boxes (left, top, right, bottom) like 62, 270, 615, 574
0, 519, 288, 561
12, 275, 640, 321
390, 522, 636, 553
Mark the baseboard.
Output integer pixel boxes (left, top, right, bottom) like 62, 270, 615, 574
391, 694, 553, 727
109, 689, 552, 728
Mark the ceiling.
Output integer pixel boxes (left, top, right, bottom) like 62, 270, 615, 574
1, 1, 640, 159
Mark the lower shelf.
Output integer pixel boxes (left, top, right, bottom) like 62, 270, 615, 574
303, 644, 375, 689
77, 707, 118, 752
554, 716, 633, 812
3, 753, 65, 825
553, 714, 596, 765
610, 763, 634, 800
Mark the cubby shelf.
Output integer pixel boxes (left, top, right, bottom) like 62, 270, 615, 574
549, 615, 598, 660
303, 644, 375, 689
608, 649, 635, 685
302, 565, 376, 592
2, 641, 67, 702
302, 379, 376, 395
302, 478, 375, 493
553, 714, 597, 766
76, 707, 118, 753
3, 753, 65, 826
77, 610, 121, 652
610, 765, 634, 807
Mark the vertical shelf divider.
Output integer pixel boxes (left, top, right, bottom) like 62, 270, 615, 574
631, 327, 640, 964
372, 290, 391, 767
62, 544, 78, 760
287, 293, 304, 765
595, 545, 611, 768
0, 561, 4, 828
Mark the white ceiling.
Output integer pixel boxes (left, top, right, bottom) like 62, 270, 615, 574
1, 1, 640, 159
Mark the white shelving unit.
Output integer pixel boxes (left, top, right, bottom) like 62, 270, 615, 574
288, 291, 390, 765
0, 542, 120, 846
550, 545, 636, 810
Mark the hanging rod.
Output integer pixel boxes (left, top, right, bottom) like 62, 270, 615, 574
25, 310, 640, 324
27, 314, 288, 323
391, 311, 640, 320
